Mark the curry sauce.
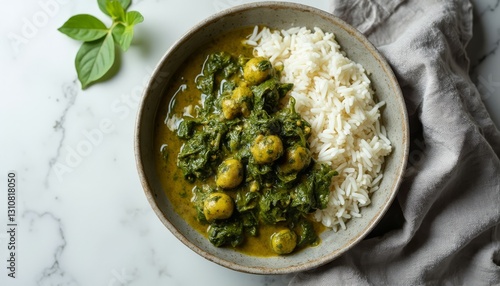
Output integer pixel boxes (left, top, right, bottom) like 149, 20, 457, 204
154, 27, 331, 257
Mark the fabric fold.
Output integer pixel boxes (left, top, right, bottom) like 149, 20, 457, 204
291, 0, 500, 284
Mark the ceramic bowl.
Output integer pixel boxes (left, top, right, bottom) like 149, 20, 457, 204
135, 1, 409, 274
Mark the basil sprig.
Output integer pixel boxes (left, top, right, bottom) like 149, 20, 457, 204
58, 0, 144, 89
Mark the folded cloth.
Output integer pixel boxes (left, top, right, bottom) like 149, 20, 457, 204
291, 0, 500, 285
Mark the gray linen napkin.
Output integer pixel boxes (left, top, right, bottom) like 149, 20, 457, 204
291, 0, 500, 285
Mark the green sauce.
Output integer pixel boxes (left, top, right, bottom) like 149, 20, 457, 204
154, 27, 336, 257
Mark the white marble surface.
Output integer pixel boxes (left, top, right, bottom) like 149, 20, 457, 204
0, 0, 498, 285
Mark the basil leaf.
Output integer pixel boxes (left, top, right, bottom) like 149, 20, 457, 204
75, 33, 115, 88
112, 11, 144, 51
58, 14, 108, 41
97, 0, 131, 16
112, 24, 132, 51
60, 0, 143, 89
106, 0, 126, 21
126, 11, 144, 26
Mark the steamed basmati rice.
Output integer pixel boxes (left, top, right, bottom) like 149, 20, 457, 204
246, 26, 392, 231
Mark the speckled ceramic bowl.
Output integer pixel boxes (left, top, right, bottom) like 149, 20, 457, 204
135, 1, 409, 274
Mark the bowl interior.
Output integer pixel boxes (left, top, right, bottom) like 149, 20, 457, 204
135, 2, 408, 274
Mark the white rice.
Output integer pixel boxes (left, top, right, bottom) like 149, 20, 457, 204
246, 26, 392, 231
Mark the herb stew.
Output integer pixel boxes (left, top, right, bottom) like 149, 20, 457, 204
154, 27, 337, 256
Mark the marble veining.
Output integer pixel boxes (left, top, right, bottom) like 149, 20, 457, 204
470, 38, 499, 71
23, 211, 78, 286
0, 0, 498, 286
44, 80, 79, 188
477, 0, 499, 14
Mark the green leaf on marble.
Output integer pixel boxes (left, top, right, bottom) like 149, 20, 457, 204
106, 0, 126, 21
58, 0, 143, 89
75, 33, 115, 89
98, 0, 131, 16
58, 14, 108, 42
112, 11, 144, 51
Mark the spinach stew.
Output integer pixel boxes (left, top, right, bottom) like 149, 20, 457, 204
155, 28, 337, 256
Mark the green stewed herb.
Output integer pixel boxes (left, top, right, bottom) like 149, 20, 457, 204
58, 0, 144, 89
170, 52, 338, 252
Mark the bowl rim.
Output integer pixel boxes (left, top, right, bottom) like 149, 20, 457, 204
135, 1, 409, 274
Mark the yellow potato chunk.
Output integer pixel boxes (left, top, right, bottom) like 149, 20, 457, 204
243, 57, 272, 85
216, 158, 244, 189
232, 85, 253, 117
250, 135, 283, 164
279, 146, 311, 174
203, 192, 234, 222
270, 229, 297, 255
222, 98, 239, 119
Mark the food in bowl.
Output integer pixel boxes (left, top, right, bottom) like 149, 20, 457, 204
153, 25, 392, 256
249, 27, 393, 231
136, 1, 409, 273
